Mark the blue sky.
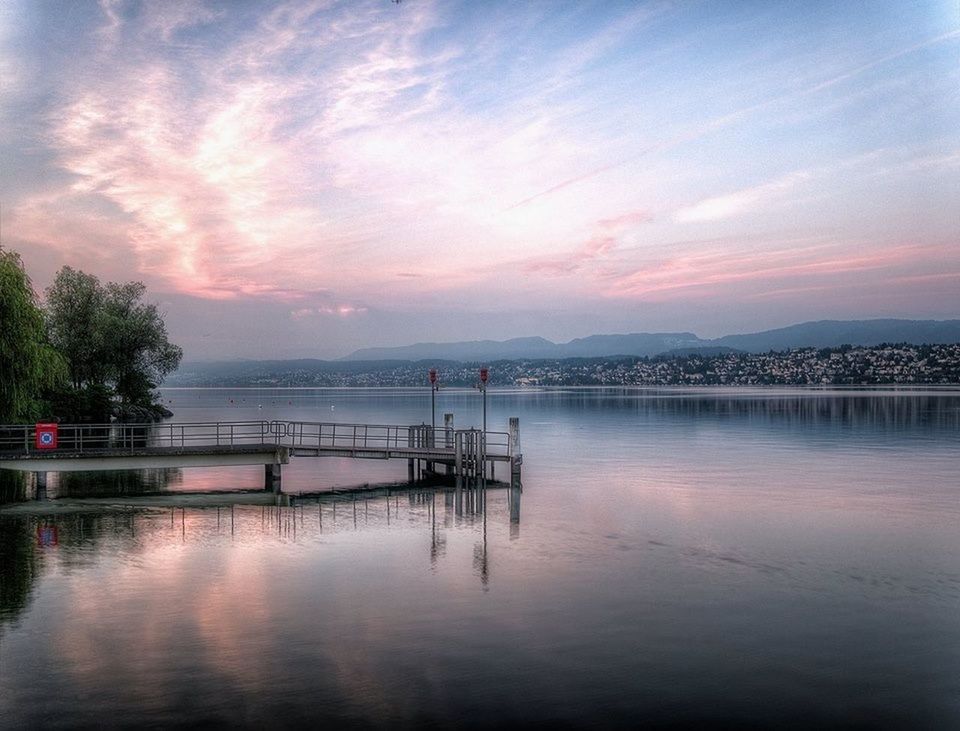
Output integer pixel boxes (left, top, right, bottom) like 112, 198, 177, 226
1, 0, 958, 358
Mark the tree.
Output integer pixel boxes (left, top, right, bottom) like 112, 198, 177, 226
45, 267, 105, 390
0, 249, 66, 422
99, 281, 183, 406
46, 267, 183, 418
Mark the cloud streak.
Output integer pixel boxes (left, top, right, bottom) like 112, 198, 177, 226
674, 172, 812, 223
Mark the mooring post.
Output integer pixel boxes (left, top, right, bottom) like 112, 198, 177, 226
444, 413, 454, 444
34, 472, 48, 501
444, 413, 454, 475
264, 463, 282, 493
454, 430, 463, 479
407, 426, 415, 483
509, 417, 522, 481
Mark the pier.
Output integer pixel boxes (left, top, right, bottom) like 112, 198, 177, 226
0, 418, 523, 497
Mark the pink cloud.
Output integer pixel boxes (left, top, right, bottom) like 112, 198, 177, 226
603, 240, 951, 301
523, 209, 652, 275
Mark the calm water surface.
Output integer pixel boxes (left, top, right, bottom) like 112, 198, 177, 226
1, 387, 959, 728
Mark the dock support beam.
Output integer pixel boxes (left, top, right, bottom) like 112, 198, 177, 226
264, 463, 282, 493
35, 472, 48, 501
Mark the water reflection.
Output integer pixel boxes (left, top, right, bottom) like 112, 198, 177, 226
54, 468, 183, 498
0, 483, 521, 630
0, 471, 27, 503
0, 517, 39, 626
2, 388, 959, 727
508, 387, 960, 432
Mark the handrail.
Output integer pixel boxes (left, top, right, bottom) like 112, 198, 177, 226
0, 420, 513, 457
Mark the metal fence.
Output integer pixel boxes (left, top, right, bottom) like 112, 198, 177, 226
0, 421, 514, 458
280, 421, 511, 456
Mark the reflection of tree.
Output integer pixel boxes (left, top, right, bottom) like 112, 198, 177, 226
0, 517, 40, 627
56, 468, 182, 498
0, 511, 137, 629
0, 471, 27, 504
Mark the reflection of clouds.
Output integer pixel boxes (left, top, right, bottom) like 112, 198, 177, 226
46, 517, 290, 713
52, 542, 196, 711
24, 493, 516, 720
191, 546, 278, 691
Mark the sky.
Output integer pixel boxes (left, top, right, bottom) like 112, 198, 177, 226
1, 0, 958, 360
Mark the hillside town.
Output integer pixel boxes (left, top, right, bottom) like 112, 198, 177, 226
171, 343, 960, 387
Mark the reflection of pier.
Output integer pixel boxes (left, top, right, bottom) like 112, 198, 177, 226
0, 418, 523, 498
0, 483, 521, 629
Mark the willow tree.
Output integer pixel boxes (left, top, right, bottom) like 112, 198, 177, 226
0, 249, 65, 423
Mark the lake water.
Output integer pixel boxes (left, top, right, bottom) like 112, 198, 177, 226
1, 387, 959, 728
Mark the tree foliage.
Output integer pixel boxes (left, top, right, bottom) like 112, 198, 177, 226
100, 281, 183, 405
0, 249, 66, 423
45, 267, 104, 390
46, 268, 183, 412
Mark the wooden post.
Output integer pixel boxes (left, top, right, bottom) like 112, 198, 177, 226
509, 417, 522, 481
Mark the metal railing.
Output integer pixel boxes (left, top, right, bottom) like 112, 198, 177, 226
0, 420, 514, 458
0, 421, 275, 455
281, 421, 511, 457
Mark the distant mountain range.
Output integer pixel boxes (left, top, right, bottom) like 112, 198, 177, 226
342, 333, 701, 361
341, 319, 960, 361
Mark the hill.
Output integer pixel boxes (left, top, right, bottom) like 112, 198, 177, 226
340, 319, 960, 361
711, 319, 960, 352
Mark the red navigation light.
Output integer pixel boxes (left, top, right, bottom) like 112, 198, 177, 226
35, 423, 58, 450
429, 368, 438, 385
479, 367, 489, 384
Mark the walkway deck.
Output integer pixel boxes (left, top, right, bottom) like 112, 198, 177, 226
0, 420, 521, 489
0, 443, 289, 471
